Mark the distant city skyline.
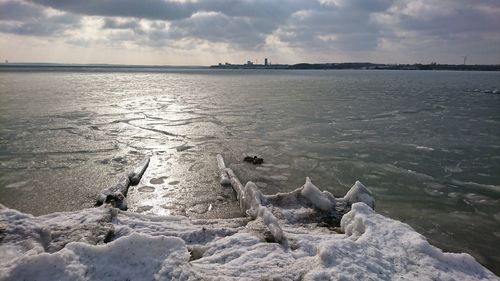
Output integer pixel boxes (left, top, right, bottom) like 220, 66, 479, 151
1, 0, 499, 65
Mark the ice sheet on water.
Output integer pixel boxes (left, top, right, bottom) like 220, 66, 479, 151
1, 202, 497, 280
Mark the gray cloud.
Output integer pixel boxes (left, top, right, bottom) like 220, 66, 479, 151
169, 13, 271, 49
0, 0, 81, 36
275, 4, 384, 51
397, 7, 499, 35
103, 18, 140, 30
0, 0, 43, 21
1, 0, 498, 63
29, 0, 194, 20
71, 0, 320, 49
29, 0, 317, 21
0, 13, 80, 36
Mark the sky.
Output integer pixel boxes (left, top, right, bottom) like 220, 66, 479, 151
0, 0, 499, 65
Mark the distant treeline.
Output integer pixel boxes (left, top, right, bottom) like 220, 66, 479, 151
212, 63, 500, 71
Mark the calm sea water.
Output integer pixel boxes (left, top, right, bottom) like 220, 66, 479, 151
0, 68, 499, 273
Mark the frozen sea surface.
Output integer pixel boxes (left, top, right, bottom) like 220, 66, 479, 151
0, 68, 499, 274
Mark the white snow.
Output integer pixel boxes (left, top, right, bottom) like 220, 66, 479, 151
341, 180, 375, 209
0, 159, 497, 281
300, 177, 336, 211
1, 200, 497, 280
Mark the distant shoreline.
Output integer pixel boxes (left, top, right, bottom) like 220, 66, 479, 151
1, 62, 499, 71
210, 62, 500, 71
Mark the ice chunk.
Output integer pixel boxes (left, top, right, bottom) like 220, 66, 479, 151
219, 170, 231, 185
216, 154, 226, 170
240, 182, 265, 215
300, 177, 335, 211
216, 154, 231, 185
416, 145, 434, 151
257, 207, 284, 243
342, 181, 375, 209
129, 157, 151, 185
225, 168, 245, 199
241, 182, 285, 243
217, 154, 286, 243
95, 156, 150, 210
340, 203, 368, 238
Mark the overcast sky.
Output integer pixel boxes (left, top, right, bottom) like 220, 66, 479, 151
1, 0, 499, 65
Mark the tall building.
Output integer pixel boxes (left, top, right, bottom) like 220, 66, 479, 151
264, 58, 268, 66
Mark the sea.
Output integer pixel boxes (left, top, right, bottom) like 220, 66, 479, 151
0, 66, 499, 274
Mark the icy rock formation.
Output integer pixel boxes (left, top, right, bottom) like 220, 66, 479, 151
240, 182, 284, 243
95, 156, 150, 210
1, 203, 497, 280
300, 177, 336, 211
218, 152, 376, 244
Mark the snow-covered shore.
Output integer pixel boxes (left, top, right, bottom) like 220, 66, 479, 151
1, 200, 497, 280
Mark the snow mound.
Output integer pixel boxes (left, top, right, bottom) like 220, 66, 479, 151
6, 233, 189, 281
1, 203, 497, 280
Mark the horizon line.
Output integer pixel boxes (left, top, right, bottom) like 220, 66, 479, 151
2, 61, 500, 67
